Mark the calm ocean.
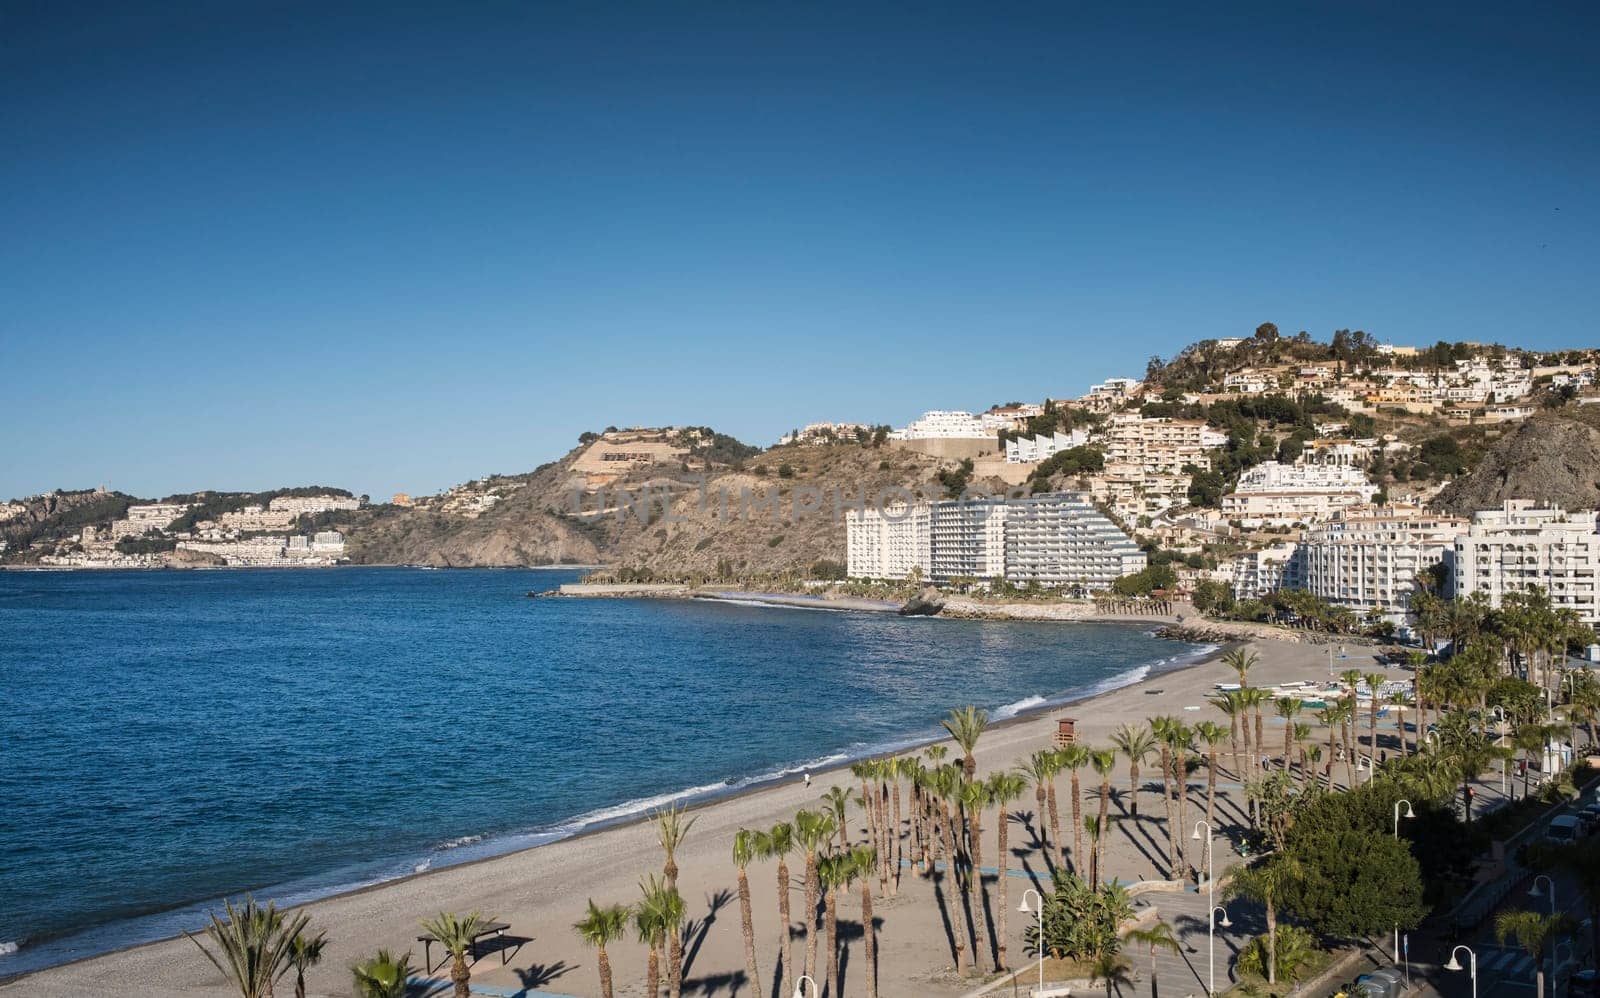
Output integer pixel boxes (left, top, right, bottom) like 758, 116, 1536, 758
0, 567, 1207, 975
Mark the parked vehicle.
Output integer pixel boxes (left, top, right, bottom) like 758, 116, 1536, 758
1547, 814, 1584, 844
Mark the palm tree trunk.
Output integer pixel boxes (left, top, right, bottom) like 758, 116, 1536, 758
1035, 784, 1049, 861
1254, 707, 1266, 774
1342, 714, 1356, 790
968, 808, 992, 974
1175, 749, 1190, 873
452, 955, 470, 998
1128, 761, 1140, 817
825, 887, 840, 998
1160, 748, 1177, 877
598, 946, 614, 998
1205, 746, 1218, 830
1046, 779, 1063, 868
860, 880, 878, 998
996, 811, 1011, 972
737, 867, 760, 998
805, 855, 821, 982
1069, 772, 1084, 873
668, 927, 683, 998
891, 779, 904, 895
1228, 714, 1243, 781
647, 946, 660, 998
777, 859, 794, 998
940, 805, 969, 975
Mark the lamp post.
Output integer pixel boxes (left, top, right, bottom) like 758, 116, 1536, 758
792, 974, 819, 998
1445, 945, 1477, 998
1392, 799, 1414, 958
1193, 817, 1218, 979
1208, 905, 1232, 996
1530, 874, 1558, 915
1019, 889, 1045, 995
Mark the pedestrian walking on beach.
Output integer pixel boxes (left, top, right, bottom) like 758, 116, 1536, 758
803, 772, 811, 789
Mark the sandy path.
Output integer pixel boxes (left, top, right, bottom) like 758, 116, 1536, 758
2, 634, 1389, 998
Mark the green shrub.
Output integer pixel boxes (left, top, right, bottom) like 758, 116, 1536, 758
1235, 924, 1317, 983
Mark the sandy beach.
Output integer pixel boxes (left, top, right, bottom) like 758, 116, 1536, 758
2, 632, 1394, 998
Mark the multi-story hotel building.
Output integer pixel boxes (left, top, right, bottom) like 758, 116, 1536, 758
930, 498, 1009, 582
108, 502, 193, 539
1220, 461, 1373, 527
1102, 415, 1226, 474
845, 502, 932, 581
1299, 504, 1468, 620
1003, 493, 1146, 591
267, 494, 362, 516
1449, 502, 1600, 627
1231, 542, 1305, 601
846, 492, 1143, 591
888, 410, 991, 440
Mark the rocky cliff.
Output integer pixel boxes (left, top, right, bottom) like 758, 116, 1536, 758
1435, 407, 1600, 515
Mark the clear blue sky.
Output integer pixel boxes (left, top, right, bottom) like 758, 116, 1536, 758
4, 2, 1596, 501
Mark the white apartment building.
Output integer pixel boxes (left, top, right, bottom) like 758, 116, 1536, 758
845, 503, 932, 581
1092, 464, 1193, 520
1300, 504, 1468, 620
930, 499, 1008, 582
1231, 542, 1305, 601
1449, 502, 1600, 627
1103, 415, 1225, 475
888, 410, 991, 440
1005, 429, 1093, 464
1003, 493, 1145, 591
268, 494, 362, 516
219, 505, 298, 532
1079, 378, 1142, 412
109, 502, 192, 539
1223, 371, 1272, 394
1220, 461, 1374, 527
777, 422, 871, 445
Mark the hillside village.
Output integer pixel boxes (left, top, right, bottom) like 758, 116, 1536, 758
7, 326, 1600, 636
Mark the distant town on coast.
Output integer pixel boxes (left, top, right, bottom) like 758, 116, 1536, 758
7, 326, 1600, 639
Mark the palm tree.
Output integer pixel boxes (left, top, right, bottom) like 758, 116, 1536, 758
1210, 691, 1246, 779
1019, 752, 1055, 863
1059, 745, 1089, 871
754, 821, 796, 998
654, 804, 697, 891
818, 852, 855, 993
1090, 748, 1118, 864
350, 950, 413, 998
1167, 722, 1196, 875
795, 808, 835, 982
1126, 920, 1181, 998
822, 785, 852, 850
186, 896, 307, 998
1194, 721, 1228, 829
420, 911, 496, 998
1225, 856, 1299, 985
573, 900, 629, 998
851, 845, 882, 998
1088, 950, 1134, 998
1221, 647, 1259, 687
1275, 697, 1302, 777
634, 876, 676, 998
285, 926, 326, 998
925, 763, 969, 975
1111, 723, 1157, 818
1244, 687, 1270, 777
732, 829, 761, 994
986, 772, 1028, 972
1496, 909, 1576, 998
1084, 814, 1106, 886
1389, 690, 1414, 756
959, 778, 994, 974
943, 706, 989, 780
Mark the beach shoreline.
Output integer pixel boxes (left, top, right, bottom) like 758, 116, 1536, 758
0, 621, 1228, 989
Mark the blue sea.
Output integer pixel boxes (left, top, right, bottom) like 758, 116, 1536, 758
0, 567, 1208, 976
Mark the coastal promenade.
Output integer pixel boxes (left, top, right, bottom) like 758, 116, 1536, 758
3, 635, 1394, 998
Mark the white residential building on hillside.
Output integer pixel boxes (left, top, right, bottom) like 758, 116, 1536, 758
1005, 429, 1093, 464
268, 495, 362, 516
1449, 502, 1600, 627
1220, 461, 1374, 527
1003, 493, 1145, 591
1103, 415, 1225, 474
109, 502, 193, 539
219, 505, 298, 532
1079, 378, 1142, 412
1300, 504, 1468, 621
845, 503, 932, 581
930, 499, 1008, 582
888, 410, 990, 440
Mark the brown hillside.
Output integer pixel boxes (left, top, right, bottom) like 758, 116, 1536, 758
1434, 407, 1600, 514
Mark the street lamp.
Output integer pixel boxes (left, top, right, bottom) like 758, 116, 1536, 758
1019, 889, 1046, 995
1193, 818, 1218, 975
1530, 873, 1558, 914
1392, 799, 1414, 959
1444, 945, 1477, 998
792, 974, 819, 998
1208, 905, 1232, 996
